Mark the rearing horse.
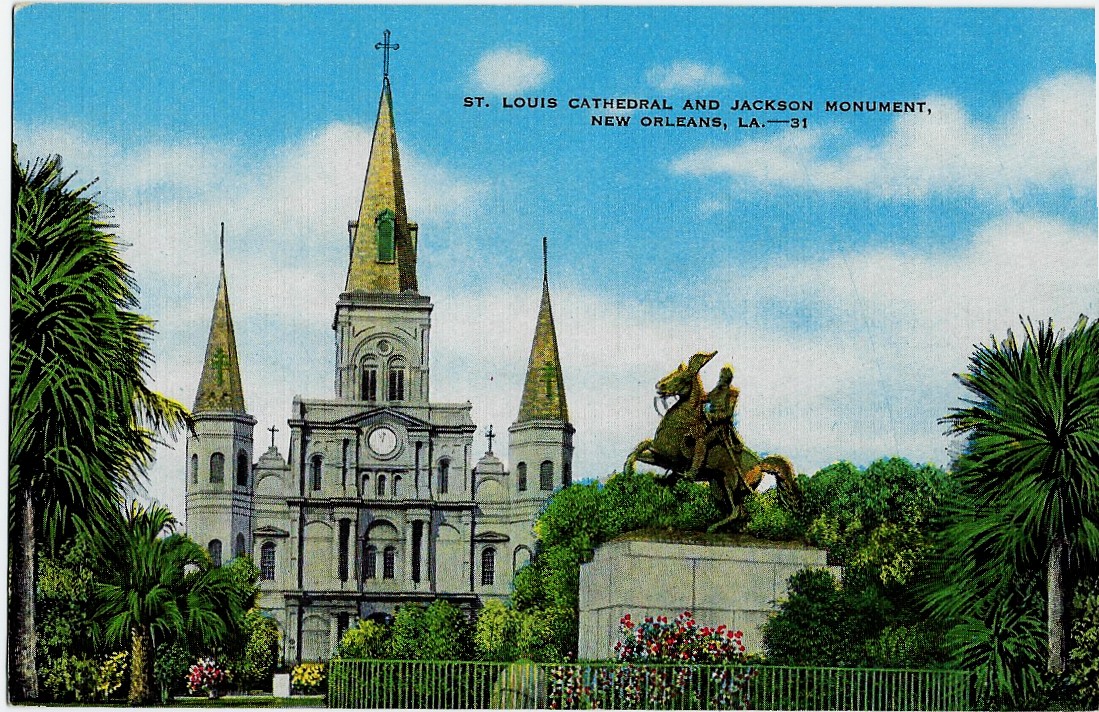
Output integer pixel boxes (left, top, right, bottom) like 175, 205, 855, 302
625, 351, 802, 532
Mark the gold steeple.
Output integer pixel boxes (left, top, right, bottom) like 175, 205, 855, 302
194, 224, 247, 413
345, 47, 418, 294
517, 238, 569, 423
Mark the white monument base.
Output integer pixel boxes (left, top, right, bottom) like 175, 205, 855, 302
578, 537, 839, 660
272, 673, 291, 698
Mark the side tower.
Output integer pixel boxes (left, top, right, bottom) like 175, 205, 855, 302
333, 66, 431, 405
508, 238, 575, 503
185, 225, 256, 565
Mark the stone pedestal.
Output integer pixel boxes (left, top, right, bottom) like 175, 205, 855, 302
578, 538, 839, 660
272, 673, 291, 698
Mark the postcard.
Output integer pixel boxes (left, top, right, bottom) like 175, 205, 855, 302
11, 5, 1098, 708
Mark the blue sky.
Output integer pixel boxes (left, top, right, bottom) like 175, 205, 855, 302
14, 5, 1098, 521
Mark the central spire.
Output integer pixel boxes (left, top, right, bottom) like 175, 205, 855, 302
345, 31, 418, 294
517, 237, 569, 422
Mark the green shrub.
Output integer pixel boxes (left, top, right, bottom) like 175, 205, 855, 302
235, 610, 281, 690
744, 489, 801, 540
40, 653, 101, 703
40, 651, 129, 703
339, 619, 391, 659
390, 600, 472, 661
154, 641, 192, 700
474, 600, 522, 661
474, 600, 571, 663
1069, 577, 1099, 706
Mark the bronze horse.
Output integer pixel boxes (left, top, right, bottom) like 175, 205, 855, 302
625, 351, 802, 532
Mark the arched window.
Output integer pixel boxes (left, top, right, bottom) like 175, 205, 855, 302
363, 544, 377, 580
516, 462, 527, 492
392, 475, 402, 497
190, 454, 199, 484
234, 532, 245, 559
388, 365, 405, 401
311, 455, 322, 491
210, 453, 225, 483
260, 542, 276, 581
375, 209, 396, 263
481, 547, 496, 586
376, 474, 387, 497
236, 450, 249, 487
361, 361, 378, 401
208, 539, 222, 567
383, 546, 396, 580
438, 459, 450, 495
540, 460, 554, 491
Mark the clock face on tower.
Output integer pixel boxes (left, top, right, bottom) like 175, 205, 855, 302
368, 426, 398, 456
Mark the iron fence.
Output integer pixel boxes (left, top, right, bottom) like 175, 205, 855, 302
327, 659, 973, 710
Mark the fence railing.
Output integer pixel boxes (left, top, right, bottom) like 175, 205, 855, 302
327, 658, 974, 710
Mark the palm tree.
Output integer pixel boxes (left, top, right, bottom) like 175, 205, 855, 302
10, 150, 190, 700
97, 502, 252, 705
939, 316, 1099, 682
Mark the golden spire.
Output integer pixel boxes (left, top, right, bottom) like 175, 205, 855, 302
194, 223, 246, 413
345, 32, 417, 294
517, 237, 569, 422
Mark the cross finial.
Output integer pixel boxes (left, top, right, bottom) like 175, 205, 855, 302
220, 222, 225, 272
211, 346, 230, 387
542, 236, 549, 284
268, 424, 279, 448
541, 361, 558, 398
485, 425, 496, 454
375, 29, 399, 79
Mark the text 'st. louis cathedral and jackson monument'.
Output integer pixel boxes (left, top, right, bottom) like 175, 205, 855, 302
184, 32, 575, 664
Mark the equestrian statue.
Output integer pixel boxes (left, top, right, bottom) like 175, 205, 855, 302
625, 351, 802, 532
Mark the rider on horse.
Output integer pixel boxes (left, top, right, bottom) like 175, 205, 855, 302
685, 364, 745, 481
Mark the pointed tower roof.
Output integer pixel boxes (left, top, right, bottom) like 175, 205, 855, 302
345, 60, 418, 294
517, 238, 569, 423
194, 224, 247, 413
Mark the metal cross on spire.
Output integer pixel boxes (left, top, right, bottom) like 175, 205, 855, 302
268, 424, 279, 448
220, 222, 226, 271
542, 236, 549, 283
375, 29, 399, 79
485, 425, 496, 454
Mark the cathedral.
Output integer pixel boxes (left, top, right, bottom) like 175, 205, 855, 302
184, 56, 574, 663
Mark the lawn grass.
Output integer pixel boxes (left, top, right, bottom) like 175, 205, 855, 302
168, 694, 325, 707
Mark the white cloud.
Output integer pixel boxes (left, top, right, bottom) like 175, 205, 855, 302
14, 122, 493, 519
473, 48, 550, 94
16, 88, 1096, 521
672, 73, 1096, 200
646, 61, 734, 91
425, 211, 1095, 495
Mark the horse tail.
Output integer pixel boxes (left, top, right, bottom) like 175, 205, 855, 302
759, 455, 803, 510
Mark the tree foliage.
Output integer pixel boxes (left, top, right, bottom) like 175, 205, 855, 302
10, 148, 190, 700
95, 502, 252, 704
508, 469, 720, 660
926, 316, 1099, 707
758, 458, 953, 668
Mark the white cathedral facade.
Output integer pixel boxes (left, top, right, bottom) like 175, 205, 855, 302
184, 66, 574, 663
